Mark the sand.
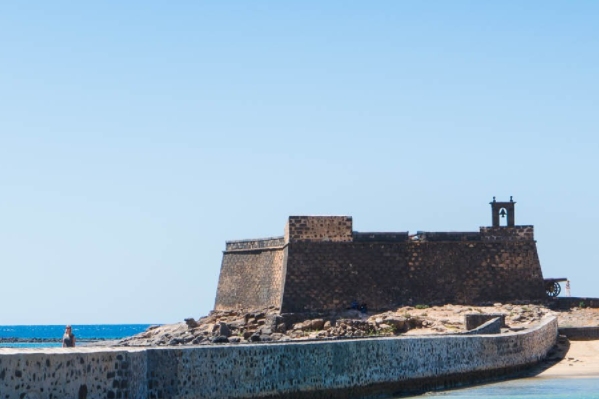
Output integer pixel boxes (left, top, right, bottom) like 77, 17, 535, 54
535, 339, 599, 378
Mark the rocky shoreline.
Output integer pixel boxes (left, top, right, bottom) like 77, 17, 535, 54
116, 301, 599, 347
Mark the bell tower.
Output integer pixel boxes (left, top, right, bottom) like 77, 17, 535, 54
490, 196, 516, 227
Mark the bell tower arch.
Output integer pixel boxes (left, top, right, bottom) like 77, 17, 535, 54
490, 196, 516, 227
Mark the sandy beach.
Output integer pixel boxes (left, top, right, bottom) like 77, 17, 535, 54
535, 339, 599, 379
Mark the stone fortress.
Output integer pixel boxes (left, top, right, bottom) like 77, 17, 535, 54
215, 198, 547, 313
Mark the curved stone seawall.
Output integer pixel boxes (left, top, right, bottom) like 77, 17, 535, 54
0, 317, 557, 399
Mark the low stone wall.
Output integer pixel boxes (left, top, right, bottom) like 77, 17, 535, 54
558, 326, 599, 340
0, 317, 557, 399
553, 297, 599, 309
462, 317, 503, 335
465, 313, 507, 330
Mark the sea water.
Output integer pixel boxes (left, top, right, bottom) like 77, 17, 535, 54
0, 324, 154, 347
406, 377, 599, 398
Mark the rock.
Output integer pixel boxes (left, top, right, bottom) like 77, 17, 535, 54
259, 327, 273, 336
384, 316, 407, 331
310, 319, 325, 330
191, 336, 206, 344
228, 337, 241, 343
407, 317, 423, 328
511, 315, 523, 322
253, 312, 266, 320
292, 322, 305, 331
167, 338, 183, 345
276, 323, 287, 333
211, 336, 229, 344
324, 320, 333, 329
184, 318, 198, 328
219, 323, 231, 337
249, 334, 261, 342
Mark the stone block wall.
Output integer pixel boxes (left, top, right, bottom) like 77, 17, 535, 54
285, 216, 353, 243
215, 217, 547, 313
420, 232, 482, 242
558, 326, 599, 340
480, 226, 534, 241
214, 242, 286, 311
281, 240, 546, 312
353, 232, 409, 242
0, 317, 558, 399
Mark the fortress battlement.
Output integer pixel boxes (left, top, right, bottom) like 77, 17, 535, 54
215, 198, 546, 312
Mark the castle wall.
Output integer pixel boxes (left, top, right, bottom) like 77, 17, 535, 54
0, 318, 558, 399
285, 216, 353, 243
281, 237, 545, 312
214, 237, 286, 311
215, 216, 547, 313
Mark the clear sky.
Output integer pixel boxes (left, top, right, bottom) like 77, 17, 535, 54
1, 1, 598, 325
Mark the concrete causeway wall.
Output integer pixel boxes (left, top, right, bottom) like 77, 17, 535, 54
0, 317, 557, 399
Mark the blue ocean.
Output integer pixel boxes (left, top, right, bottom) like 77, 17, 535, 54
406, 377, 599, 398
0, 324, 153, 347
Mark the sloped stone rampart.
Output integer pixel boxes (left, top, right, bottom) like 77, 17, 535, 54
0, 317, 557, 399
215, 247, 286, 310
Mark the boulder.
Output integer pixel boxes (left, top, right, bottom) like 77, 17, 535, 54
212, 336, 229, 344
249, 334, 261, 342
309, 319, 325, 330
384, 316, 407, 330
219, 323, 232, 337
184, 318, 198, 328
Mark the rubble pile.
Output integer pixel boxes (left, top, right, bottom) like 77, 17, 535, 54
116, 302, 588, 347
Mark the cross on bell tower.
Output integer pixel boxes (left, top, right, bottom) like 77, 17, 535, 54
490, 196, 516, 227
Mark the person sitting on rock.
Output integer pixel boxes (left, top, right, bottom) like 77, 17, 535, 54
62, 325, 76, 347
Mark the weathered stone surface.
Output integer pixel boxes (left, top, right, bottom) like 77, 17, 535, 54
215, 211, 546, 314
465, 313, 507, 330
0, 317, 558, 399
218, 322, 231, 337
184, 318, 197, 328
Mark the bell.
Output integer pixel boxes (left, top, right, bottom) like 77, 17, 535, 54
499, 209, 507, 218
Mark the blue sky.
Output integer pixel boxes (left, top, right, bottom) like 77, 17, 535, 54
1, 1, 598, 324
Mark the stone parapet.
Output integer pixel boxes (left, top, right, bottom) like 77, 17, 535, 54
285, 216, 353, 243
420, 232, 481, 242
353, 232, 409, 242
225, 236, 286, 252
558, 326, 599, 340
0, 317, 558, 399
480, 226, 534, 241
